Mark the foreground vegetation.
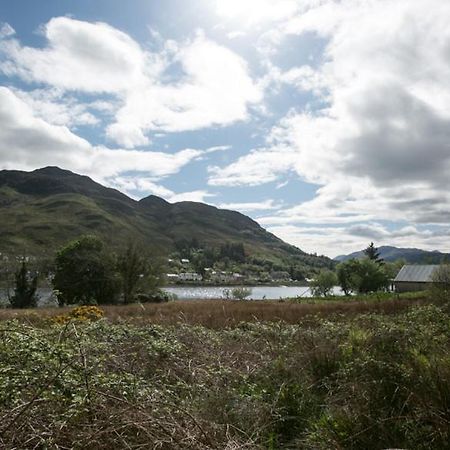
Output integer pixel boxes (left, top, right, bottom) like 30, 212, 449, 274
0, 295, 448, 449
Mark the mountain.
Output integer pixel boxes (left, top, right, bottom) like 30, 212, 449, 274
0, 167, 332, 274
334, 246, 450, 264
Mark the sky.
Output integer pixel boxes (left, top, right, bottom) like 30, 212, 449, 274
0, 0, 450, 258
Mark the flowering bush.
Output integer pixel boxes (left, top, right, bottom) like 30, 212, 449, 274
53, 305, 104, 325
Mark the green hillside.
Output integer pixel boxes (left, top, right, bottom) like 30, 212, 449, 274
0, 167, 332, 275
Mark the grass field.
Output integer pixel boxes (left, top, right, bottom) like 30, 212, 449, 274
0, 294, 449, 449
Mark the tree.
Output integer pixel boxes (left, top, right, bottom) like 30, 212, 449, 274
53, 236, 120, 306
431, 264, 450, 302
10, 260, 39, 308
117, 242, 150, 304
336, 261, 356, 296
364, 242, 384, 265
311, 270, 338, 297
383, 258, 406, 280
337, 258, 389, 295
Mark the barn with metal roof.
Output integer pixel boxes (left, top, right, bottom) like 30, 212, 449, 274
394, 265, 440, 292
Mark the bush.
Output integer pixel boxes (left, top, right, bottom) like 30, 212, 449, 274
223, 287, 252, 300
53, 305, 105, 325
136, 289, 172, 303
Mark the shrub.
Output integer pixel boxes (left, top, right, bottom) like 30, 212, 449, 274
135, 289, 172, 303
223, 287, 253, 300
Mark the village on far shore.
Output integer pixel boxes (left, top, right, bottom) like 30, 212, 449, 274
165, 257, 300, 285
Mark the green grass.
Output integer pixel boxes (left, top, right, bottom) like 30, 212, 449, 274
0, 298, 449, 449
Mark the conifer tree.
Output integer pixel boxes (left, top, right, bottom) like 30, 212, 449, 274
10, 260, 39, 308
364, 242, 384, 264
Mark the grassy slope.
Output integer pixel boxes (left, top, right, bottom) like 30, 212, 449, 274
0, 296, 448, 449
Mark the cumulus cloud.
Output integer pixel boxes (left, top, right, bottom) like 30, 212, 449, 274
0, 18, 262, 148
211, 0, 450, 229
0, 17, 145, 92
106, 32, 262, 147
208, 148, 298, 186
0, 86, 204, 184
13, 88, 101, 127
217, 199, 281, 212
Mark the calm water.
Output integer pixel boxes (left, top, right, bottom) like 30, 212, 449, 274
164, 285, 343, 300
0, 286, 343, 306
0, 288, 57, 307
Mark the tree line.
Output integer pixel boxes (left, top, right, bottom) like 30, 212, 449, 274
311, 242, 397, 297
3, 235, 166, 308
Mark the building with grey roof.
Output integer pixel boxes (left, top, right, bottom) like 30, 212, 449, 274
393, 265, 440, 292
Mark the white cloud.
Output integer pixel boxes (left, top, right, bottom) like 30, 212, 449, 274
0, 18, 262, 148
108, 175, 215, 203
0, 17, 145, 92
106, 32, 262, 146
169, 190, 215, 203
211, 0, 450, 236
0, 86, 204, 184
217, 199, 281, 212
0, 23, 15, 38
108, 177, 175, 200
208, 147, 298, 186
13, 88, 100, 127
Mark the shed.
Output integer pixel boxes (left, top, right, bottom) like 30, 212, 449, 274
394, 265, 440, 293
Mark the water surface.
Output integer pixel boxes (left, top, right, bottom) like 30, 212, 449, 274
164, 285, 343, 300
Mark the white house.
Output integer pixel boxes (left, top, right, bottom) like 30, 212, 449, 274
179, 272, 203, 282
166, 273, 180, 282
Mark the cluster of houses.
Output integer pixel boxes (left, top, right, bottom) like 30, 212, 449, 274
168, 263, 446, 291
166, 258, 293, 285
166, 270, 247, 284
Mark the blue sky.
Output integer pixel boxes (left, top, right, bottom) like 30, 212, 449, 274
1, 0, 450, 257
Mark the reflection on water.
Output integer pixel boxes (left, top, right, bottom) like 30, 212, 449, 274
164, 286, 343, 300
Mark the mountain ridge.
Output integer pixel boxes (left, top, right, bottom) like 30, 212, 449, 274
335, 245, 450, 264
0, 167, 332, 275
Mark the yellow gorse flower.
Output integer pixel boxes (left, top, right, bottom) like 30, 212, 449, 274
52, 305, 104, 324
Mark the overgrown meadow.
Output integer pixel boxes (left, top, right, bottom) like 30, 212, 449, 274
0, 298, 449, 449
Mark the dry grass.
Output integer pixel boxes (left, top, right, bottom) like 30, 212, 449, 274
0, 295, 430, 328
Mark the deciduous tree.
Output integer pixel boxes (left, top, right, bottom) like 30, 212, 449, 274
53, 235, 120, 306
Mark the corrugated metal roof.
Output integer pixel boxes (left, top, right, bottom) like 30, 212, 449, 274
394, 265, 440, 283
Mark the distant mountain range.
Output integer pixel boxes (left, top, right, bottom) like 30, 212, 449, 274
335, 246, 450, 264
0, 167, 332, 274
